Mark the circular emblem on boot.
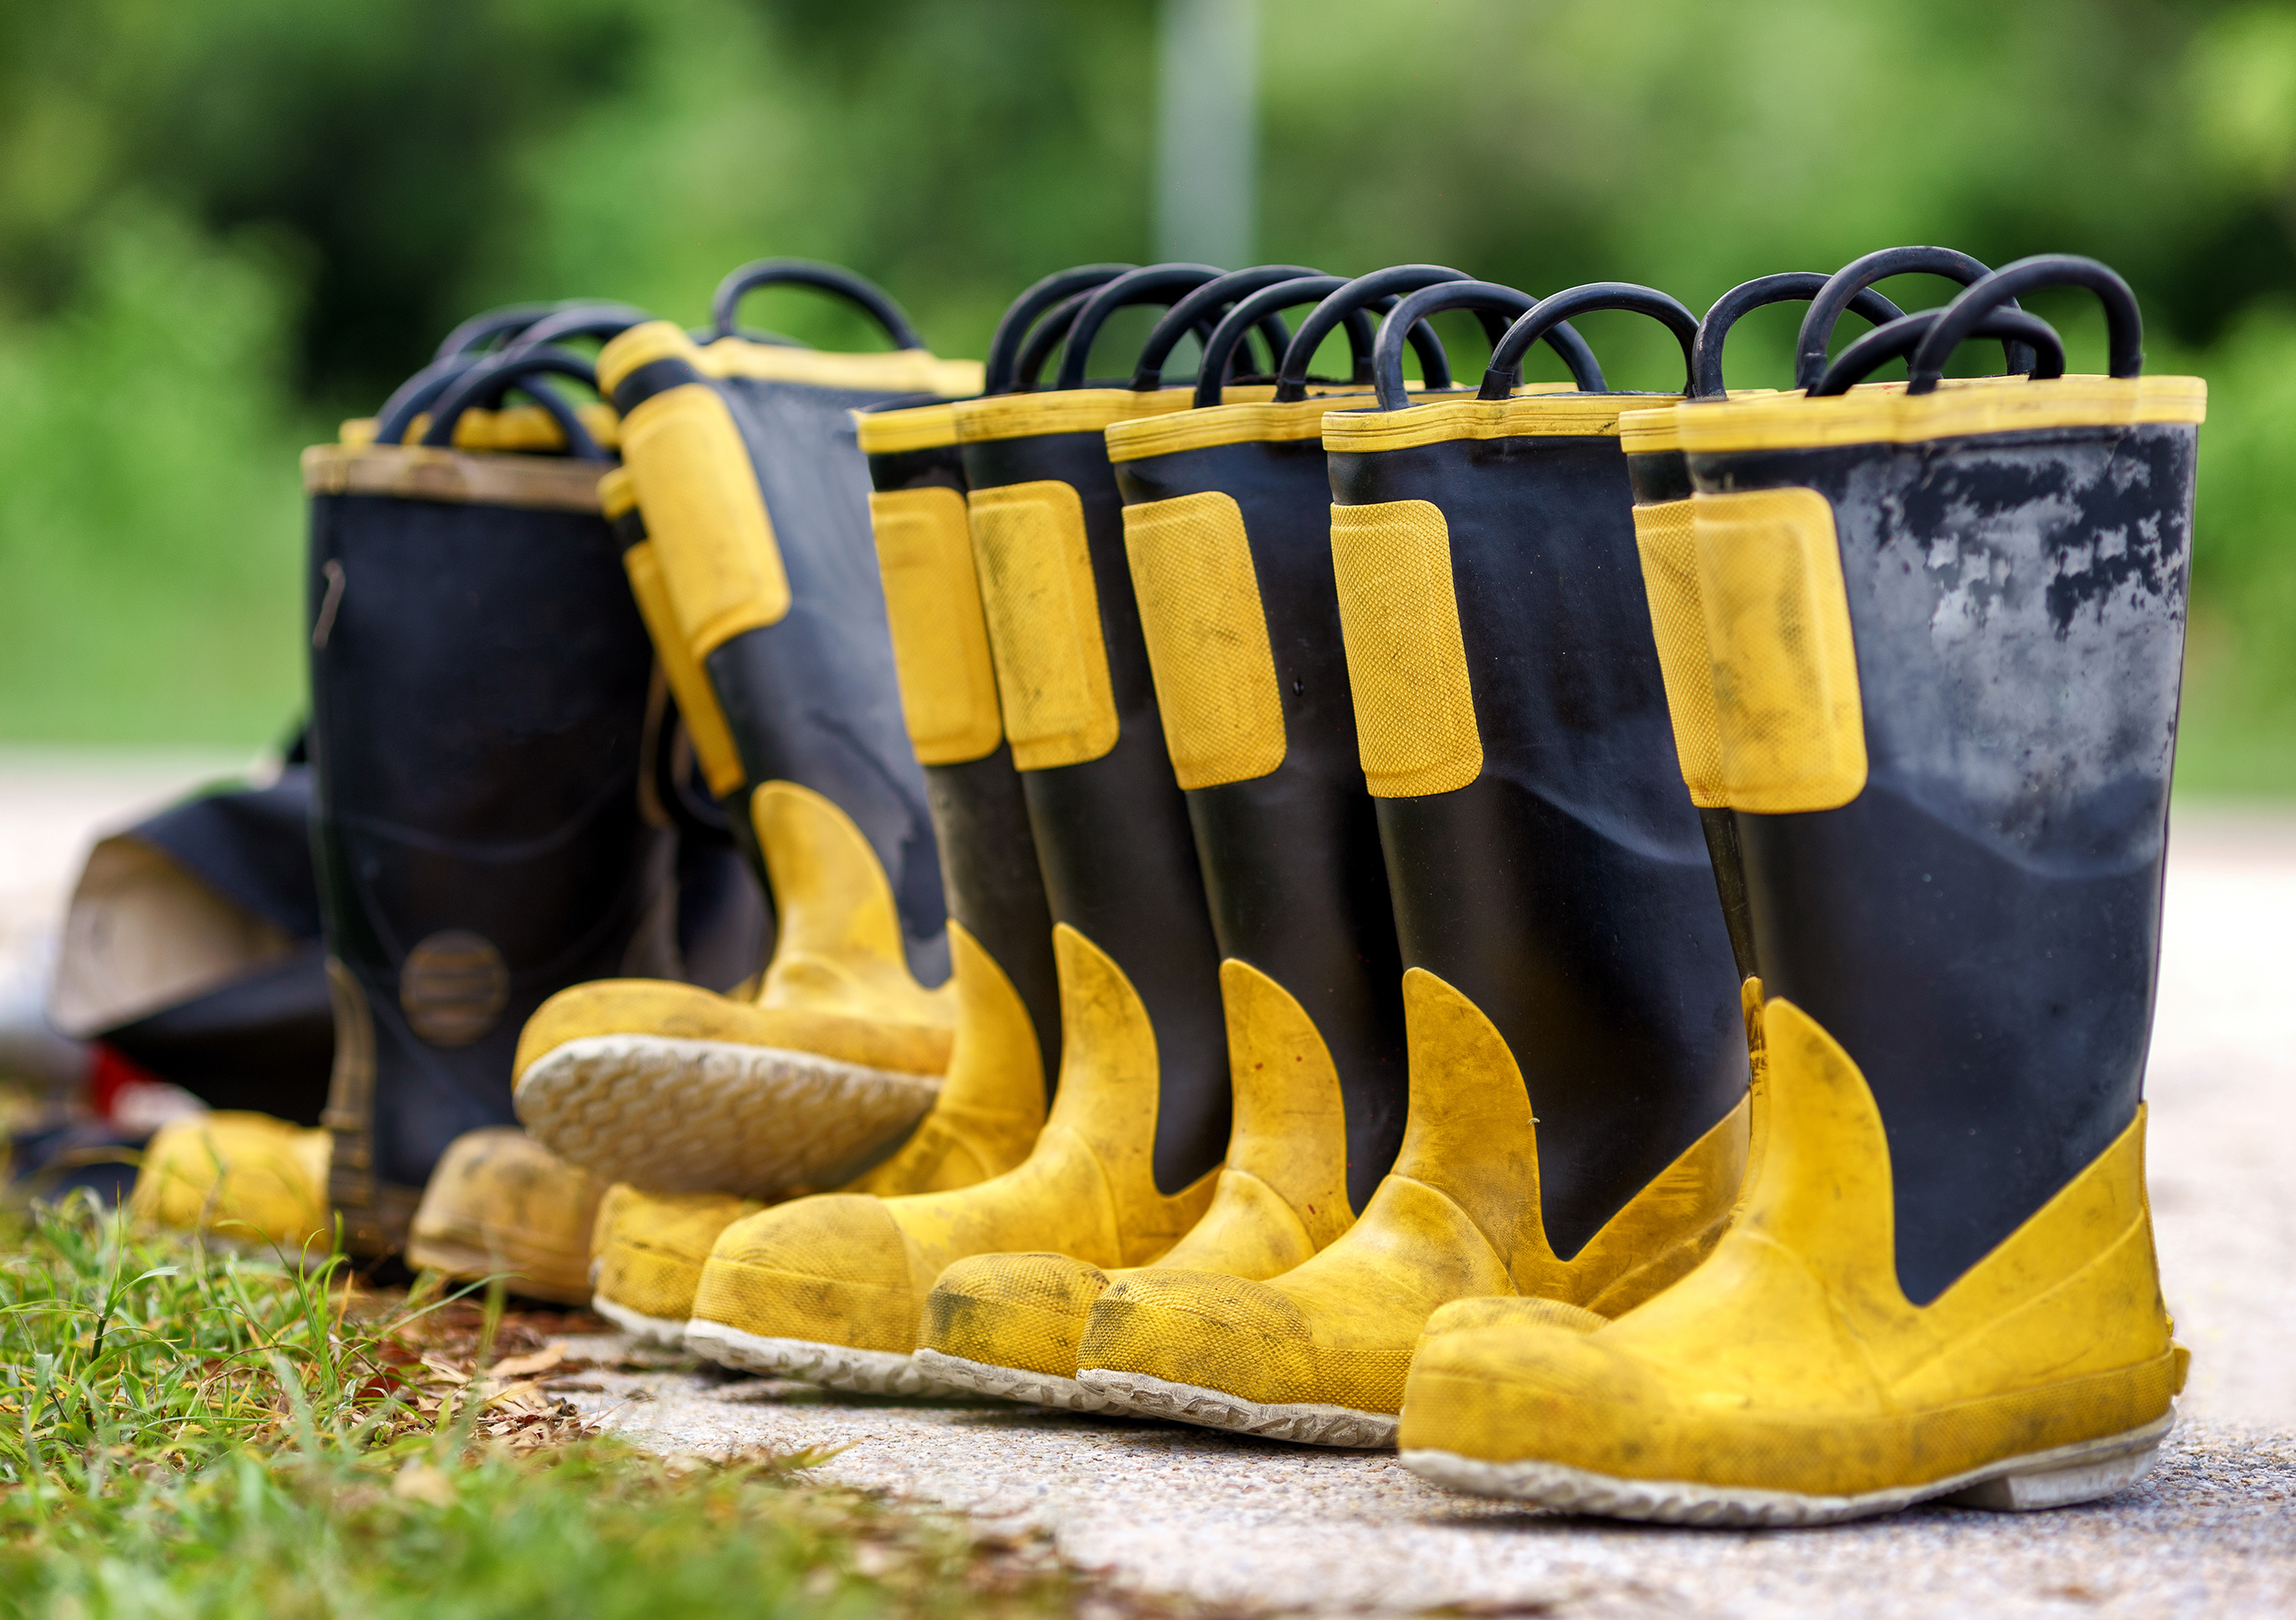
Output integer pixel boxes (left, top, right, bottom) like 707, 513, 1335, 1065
400, 930, 509, 1047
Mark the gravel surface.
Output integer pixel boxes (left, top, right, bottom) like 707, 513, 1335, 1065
6, 752, 2292, 1617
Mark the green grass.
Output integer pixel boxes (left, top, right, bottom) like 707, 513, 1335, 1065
0, 1195, 1087, 1620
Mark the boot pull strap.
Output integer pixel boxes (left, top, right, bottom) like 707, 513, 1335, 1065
1275, 265, 1521, 403
1478, 283, 1698, 402
1909, 256, 2143, 395
1817, 308, 2068, 396
984, 265, 1135, 396
1692, 273, 1905, 399
1133, 265, 1323, 392
1371, 283, 1605, 411
418, 345, 608, 461
501, 304, 653, 357
1051, 264, 1223, 391
1796, 246, 2032, 390
433, 302, 558, 361
709, 258, 924, 352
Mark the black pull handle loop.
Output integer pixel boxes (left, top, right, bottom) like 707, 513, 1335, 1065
984, 265, 1135, 396
1692, 273, 1907, 399
1907, 255, 2142, 396
1478, 283, 1697, 402
1195, 277, 1448, 407
501, 304, 654, 357
433, 302, 559, 361
1013, 292, 1092, 394
1373, 283, 1605, 412
418, 346, 608, 461
708, 258, 923, 351
375, 356, 479, 447
1816, 308, 2068, 396
1275, 266, 1499, 402
1051, 264, 1225, 391
1134, 265, 1322, 390
1795, 246, 2029, 390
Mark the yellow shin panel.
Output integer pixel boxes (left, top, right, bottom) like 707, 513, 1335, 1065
749, 780, 957, 1039
1122, 492, 1287, 788
1399, 997, 2181, 1503
623, 540, 748, 799
968, 481, 1119, 770
622, 383, 790, 658
919, 959, 1359, 1381
1631, 497, 1726, 809
1075, 969, 1747, 1419
1328, 501, 1483, 798
691, 924, 1220, 1356
1694, 487, 1866, 814
870, 487, 1004, 765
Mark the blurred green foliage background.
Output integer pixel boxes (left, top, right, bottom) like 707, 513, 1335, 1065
3, 0, 2292, 786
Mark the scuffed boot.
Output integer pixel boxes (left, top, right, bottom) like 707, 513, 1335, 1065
1399, 257, 2198, 1524
406, 1128, 604, 1305
1075, 278, 1748, 1447
911, 271, 1413, 1409
515, 261, 984, 1198
683, 266, 1247, 1393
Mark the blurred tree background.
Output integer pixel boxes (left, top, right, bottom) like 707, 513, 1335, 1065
2, 0, 2292, 786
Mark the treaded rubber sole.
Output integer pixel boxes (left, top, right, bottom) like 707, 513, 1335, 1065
515, 1033, 939, 1198
1075, 1366, 1396, 1448
591, 1293, 691, 1348
682, 1320, 972, 1398
912, 1347, 1114, 1412
1400, 1408, 2174, 1527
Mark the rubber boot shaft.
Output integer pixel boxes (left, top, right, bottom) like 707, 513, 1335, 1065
960, 422, 1230, 1193
1687, 419, 2195, 1302
306, 471, 666, 1198
1328, 427, 1748, 1259
1111, 427, 1407, 1212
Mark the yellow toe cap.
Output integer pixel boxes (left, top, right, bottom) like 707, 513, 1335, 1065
921, 1252, 1115, 1378
515, 979, 952, 1080
691, 1193, 924, 1354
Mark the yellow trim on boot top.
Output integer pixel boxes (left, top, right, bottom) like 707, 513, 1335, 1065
685, 924, 1220, 1390
916, 960, 1356, 1408
1397, 997, 2182, 1525
1073, 967, 1747, 1446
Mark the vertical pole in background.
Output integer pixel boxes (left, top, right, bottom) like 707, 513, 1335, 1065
1155, 0, 1260, 268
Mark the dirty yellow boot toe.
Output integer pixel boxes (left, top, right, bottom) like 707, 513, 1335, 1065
588, 1184, 765, 1345
406, 1128, 603, 1305
912, 1252, 1118, 1410
683, 1193, 971, 1395
129, 1111, 333, 1255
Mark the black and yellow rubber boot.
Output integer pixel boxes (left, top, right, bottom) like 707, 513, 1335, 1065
1075, 280, 1751, 1447
910, 274, 1414, 1408
583, 390, 1074, 1341
683, 266, 1242, 1394
1400, 257, 2199, 1524
513, 261, 985, 1201
306, 344, 674, 1256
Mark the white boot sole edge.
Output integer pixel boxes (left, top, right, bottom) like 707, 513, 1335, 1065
911, 1347, 1118, 1413
515, 1033, 939, 1198
1400, 1408, 2174, 1527
1075, 1367, 1396, 1448
590, 1293, 691, 1349
682, 1319, 974, 1398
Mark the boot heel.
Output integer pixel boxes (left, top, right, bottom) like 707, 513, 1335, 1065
1942, 1415, 2171, 1512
